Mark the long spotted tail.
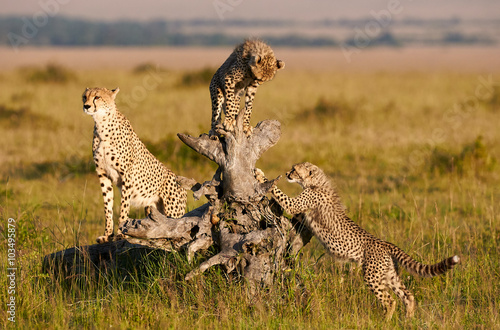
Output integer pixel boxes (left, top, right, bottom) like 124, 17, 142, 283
389, 244, 460, 278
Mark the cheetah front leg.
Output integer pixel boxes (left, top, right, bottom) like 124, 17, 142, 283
222, 78, 238, 132
96, 170, 115, 244
242, 82, 259, 136
254, 168, 310, 215
254, 168, 311, 215
209, 83, 224, 137
116, 176, 132, 239
272, 187, 316, 215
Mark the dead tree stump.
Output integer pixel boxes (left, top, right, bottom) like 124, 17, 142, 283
44, 113, 313, 287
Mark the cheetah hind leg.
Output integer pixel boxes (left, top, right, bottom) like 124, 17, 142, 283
144, 200, 165, 220
144, 205, 158, 218
386, 265, 415, 318
154, 198, 166, 216
364, 259, 397, 320
367, 279, 396, 320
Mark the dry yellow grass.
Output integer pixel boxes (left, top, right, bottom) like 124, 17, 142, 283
0, 48, 499, 328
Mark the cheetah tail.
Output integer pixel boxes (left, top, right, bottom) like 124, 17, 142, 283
390, 244, 460, 278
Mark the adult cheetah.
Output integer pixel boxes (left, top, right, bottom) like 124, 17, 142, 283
209, 39, 285, 137
82, 87, 187, 244
256, 163, 460, 319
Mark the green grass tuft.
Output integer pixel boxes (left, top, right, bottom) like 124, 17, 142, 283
0, 104, 58, 129
178, 67, 216, 87
132, 62, 166, 74
23, 63, 76, 84
295, 96, 359, 124
429, 135, 497, 176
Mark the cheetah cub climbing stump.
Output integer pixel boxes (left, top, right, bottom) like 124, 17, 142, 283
256, 163, 460, 319
209, 39, 285, 137
82, 87, 187, 244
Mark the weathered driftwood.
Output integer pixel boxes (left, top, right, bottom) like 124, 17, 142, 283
184, 206, 315, 285
172, 114, 312, 285
44, 112, 313, 287
120, 205, 214, 262
178, 114, 281, 204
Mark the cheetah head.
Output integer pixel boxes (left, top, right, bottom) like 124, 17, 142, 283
82, 87, 119, 116
286, 162, 329, 189
249, 55, 285, 83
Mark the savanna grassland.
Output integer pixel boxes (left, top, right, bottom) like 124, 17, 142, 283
0, 49, 499, 328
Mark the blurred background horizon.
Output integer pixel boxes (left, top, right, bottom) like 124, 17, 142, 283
0, 0, 499, 73
2, 0, 500, 46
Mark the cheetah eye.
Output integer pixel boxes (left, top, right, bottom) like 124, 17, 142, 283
257, 57, 262, 64
94, 96, 101, 100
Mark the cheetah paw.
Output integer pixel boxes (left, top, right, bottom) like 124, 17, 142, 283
243, 125, 254, 137
208, 129, 219, 140
115, 233, 128, 240
96, 235, 112, 244
222, 119, 235, 132
254, 168, 268, 183
217, 123, 230, 135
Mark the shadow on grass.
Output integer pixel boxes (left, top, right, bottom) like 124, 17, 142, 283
21, 63, 77, 84
428, 136, 497, 177
294, 97, 361, 125
4, 156, 95, 181
43, 241, 189, 284
0, 104, 59, 129
132, 62, 168, 75
177, 67, 215, 88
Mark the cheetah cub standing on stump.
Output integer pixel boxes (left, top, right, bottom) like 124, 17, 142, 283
256, 163, 460, 319
209, 39, 285, 137
82, 87, 187, 244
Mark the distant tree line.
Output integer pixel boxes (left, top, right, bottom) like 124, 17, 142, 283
0, 16, 495, 50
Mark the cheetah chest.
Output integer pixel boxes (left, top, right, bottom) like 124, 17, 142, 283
233, 76, 255, 94
93, 134, 123, 185
303, 209, 363, 263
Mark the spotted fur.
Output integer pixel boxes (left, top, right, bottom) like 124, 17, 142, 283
82, 87, 187, 244
209, 39, 285, 136
262, 162, 460, 319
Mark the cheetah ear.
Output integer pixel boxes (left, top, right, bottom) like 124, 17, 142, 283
111, 87, 120, 99
277, 59, 285, 70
